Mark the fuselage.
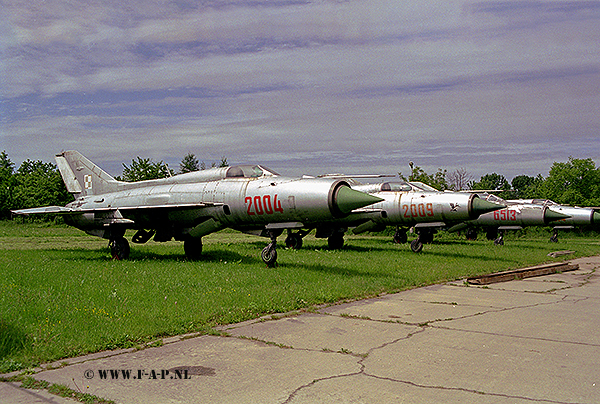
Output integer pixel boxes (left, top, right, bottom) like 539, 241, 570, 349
63, 165, 373, 240
348, 182, 497, 227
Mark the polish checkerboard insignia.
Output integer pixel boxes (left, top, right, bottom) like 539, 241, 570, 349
84, 174, 92, 190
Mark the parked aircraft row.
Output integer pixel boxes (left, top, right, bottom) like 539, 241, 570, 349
12, 151, 598, 265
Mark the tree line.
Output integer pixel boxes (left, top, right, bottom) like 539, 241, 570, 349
402, 157, 600, 207
1, 150, 598, 220
0, 152, 228, 219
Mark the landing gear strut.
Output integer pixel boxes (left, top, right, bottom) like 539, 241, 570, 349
262, 230, 282, 267
494, 230, 505, 246
550, 229, 559, 243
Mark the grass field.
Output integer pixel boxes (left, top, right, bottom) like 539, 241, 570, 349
1, 220, 598, 373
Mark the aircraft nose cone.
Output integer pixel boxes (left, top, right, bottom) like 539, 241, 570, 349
471, 198, 505, 218
544, 208, 571, 224
334, 186, 383, 215
592, 211, 600, 225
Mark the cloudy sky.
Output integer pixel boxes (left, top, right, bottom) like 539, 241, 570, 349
1, 0, 599, 181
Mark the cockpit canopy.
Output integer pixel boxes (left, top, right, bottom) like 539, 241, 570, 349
354, 181, 435, 193
225, 165, 279, 178
482, 193, 506, 205
381, 182, 414, 192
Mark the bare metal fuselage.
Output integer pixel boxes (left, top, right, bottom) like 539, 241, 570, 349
64, 174, 357, 240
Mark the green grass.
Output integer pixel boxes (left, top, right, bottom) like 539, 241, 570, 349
1, 220, 598, 373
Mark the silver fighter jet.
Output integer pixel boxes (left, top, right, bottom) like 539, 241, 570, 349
282, 180, 505, 253
11, 151, 383, 266
508, 199, 600, 242
448, 194, 573, 245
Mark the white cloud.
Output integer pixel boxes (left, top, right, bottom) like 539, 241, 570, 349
2, 0, 600, 181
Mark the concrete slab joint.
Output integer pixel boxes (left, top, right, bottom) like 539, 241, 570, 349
4, 256, 600, 403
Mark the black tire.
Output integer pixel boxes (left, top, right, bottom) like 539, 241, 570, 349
549, 234, 559, 243
285, 234, 303, 250
184, 238, 203, 260
466, 228, 478, 241
494, 237, 504, 246
486, 228, 498, 241
393, 230, 408, 244
110, 237, 130, 260
328, 234, 344, 250
420, 230, 434, 244
261, 243, 277, 267
410, 238, 423, 253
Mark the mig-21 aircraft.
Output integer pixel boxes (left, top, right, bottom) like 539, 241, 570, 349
282, 179, 505, 253
11, 151, 383, 266
448, 194, 574, 245
506, 199, 600, 242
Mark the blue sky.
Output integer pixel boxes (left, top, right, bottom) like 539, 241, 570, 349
2, 0, 599, 180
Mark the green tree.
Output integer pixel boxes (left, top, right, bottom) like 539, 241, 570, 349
180, 153, 200, 174
510, 174, 548, 199
470, 173, 512, 199
538, 157, 600, 206
119, 157, 174, 182
400, 162, 448, 190
0, 151, 16, 219
12, 159, 72, 211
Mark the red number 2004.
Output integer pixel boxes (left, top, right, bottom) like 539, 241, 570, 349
246, 195, 284, 215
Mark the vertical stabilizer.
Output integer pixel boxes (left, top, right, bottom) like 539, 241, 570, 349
55, 151, 121, 197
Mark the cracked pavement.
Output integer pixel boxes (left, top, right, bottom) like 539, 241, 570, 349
4, 256, 600, 404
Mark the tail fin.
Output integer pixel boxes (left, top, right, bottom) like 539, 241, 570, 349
55, 151, 121, 197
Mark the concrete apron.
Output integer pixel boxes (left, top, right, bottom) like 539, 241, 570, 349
10, 256, 600, 404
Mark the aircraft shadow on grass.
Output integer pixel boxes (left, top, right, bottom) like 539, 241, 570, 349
0, 319, 30, 360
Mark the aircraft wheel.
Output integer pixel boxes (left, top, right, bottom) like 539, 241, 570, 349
420, 230, 434, 244
549, 232, 559, 243
262, 243, 277, 267
110, 237, 130, 260
184, 237, 203, 260
466, 228, 477, 241
393, 229, 408, 244
494, 236, 504, 246
410, 238, 423, 253
486, 228, 498, 241
328, 234, 344, 249
285, 234, 303, 250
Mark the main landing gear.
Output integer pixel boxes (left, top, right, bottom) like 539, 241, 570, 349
109, 228, 130, 260
262, 230, 283, 267
184, 237, 203, 260
285, 228, 346, 251
393, 227, 408, 244
284, 229, 311, 250
409, 228, 435, 253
